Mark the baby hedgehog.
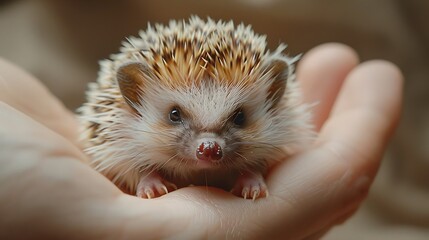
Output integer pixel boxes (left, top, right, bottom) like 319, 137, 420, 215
78, 16, 313, 200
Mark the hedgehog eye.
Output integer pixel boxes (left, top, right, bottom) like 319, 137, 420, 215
233, 109, 245, 126
169, 107, 182, 123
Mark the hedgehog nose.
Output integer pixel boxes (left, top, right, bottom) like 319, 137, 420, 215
196, 141, 223, 161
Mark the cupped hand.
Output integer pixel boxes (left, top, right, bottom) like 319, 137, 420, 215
0, 43, 402, 239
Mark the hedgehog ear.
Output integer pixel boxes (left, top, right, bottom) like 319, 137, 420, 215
266, 60, 289, 108
117, 62, 147, 113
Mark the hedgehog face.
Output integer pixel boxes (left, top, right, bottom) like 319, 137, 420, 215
117, 60, 293, 175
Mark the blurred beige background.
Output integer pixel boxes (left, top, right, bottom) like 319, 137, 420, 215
0, 0, 428, 239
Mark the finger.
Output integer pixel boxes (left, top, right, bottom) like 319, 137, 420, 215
297, 43, 359, 131
0, 58, 79, 143
319, 60, 403, 176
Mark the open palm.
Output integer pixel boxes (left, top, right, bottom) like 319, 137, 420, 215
0, 43, 402, 239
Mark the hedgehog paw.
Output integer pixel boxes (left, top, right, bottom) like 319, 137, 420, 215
136, 172, 177, 199
231, 171, 268, 201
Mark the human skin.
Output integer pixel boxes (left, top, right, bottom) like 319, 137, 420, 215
0, 43, 402, 239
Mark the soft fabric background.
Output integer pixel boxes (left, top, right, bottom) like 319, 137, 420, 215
0, 0, 428, 238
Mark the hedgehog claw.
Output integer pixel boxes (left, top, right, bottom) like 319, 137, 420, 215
231, 171, 268, 201
162, 186, 169, 195
242, 187, 250, 199
252, 189, 260, 201
145, 189, 154, 199
136, 172, 176, 199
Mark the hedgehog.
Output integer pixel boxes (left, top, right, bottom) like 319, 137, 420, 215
78, 16, 314, 200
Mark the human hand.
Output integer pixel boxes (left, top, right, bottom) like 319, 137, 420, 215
0, 43, 402, 239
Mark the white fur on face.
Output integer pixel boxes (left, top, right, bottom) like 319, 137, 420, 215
128, 78, 269, 156
144, 82, 266, 129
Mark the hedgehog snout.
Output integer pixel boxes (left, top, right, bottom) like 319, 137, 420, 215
193, 134, 225, 163
196, 140, 223, 161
